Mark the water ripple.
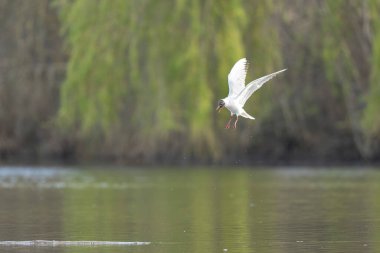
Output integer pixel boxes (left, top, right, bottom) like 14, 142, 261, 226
0, 240, 151, 247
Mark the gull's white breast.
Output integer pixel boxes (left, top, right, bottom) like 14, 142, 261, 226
225, 99, 242, 115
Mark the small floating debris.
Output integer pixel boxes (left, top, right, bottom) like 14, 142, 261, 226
0, 240, 151, 247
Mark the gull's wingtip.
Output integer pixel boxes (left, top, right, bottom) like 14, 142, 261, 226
275, 68, 287, 74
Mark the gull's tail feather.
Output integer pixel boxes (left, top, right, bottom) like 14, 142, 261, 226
241, 110, 255, 120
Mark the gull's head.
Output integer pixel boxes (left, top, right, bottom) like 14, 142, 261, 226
216, 99, 225, 112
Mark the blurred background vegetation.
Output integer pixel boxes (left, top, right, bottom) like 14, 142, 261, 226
0, 0, 379, 165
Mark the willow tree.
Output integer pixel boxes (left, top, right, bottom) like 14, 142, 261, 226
322, 0, 380, 158
363, 0, 380, 141
54, 0, 280, 162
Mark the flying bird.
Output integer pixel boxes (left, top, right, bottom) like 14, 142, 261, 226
216, 58, 286, 129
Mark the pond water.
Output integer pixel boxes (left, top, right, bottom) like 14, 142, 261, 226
0, 166, 379, 253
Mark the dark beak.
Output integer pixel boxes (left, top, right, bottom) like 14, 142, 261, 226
216, 105, 222, 112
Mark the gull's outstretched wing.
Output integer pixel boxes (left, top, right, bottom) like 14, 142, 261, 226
227, 58, 249, 98
237, 69, 286, 106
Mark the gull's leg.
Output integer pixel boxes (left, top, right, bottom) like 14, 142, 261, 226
233, 116, 239, 128
225, 115, 233, 129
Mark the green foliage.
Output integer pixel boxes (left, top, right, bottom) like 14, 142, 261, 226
52, 0, 379, 162
56, 0, 129, 132
55, 0, 280, 160
363, 0, 380, 135
321, 0, 379, 157
243, 0, 281, 119
2, 0, 380, 163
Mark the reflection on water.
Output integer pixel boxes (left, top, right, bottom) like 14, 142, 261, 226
0, 167, 379, 253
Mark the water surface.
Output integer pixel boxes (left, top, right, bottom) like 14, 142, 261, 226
0, 166, 379, 253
